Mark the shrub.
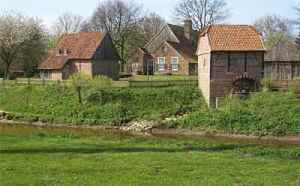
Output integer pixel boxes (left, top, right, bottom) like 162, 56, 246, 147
0, 85, 204, 125
261, 77, 273, 92
172, 91, 300, 136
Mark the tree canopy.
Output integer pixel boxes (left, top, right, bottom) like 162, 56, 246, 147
254, 15, 292, 49
0, 12, 47, 79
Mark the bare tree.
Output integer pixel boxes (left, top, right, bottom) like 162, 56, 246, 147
254, 15, 292, 49
87, 0, 143, 64
141, 12, 165, 42
52, 12, 84, 35
174, 0, 229, 30
0, 12, 47, 79
293, 5, 300, 48
294, 5, 300, 26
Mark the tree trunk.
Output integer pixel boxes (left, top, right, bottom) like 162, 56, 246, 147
4, 63, 11, 80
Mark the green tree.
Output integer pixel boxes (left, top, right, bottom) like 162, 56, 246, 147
0, 12, 47, 79
68, 73, 91, 104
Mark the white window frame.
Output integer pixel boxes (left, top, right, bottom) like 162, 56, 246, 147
171, 57, 179, 72
158, 57, 165, 72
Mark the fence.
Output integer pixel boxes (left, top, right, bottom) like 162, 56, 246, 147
271, 80, 300, 91
128, 80, 198, 88
0, 78, 68, 87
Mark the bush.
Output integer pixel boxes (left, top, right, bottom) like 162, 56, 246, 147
171, 91, 300, 136
0, 85, 204, 125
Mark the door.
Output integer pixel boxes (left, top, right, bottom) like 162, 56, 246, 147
189, 63, 198, 75
145, 60, 154, 75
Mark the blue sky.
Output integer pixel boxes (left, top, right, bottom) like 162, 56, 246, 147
0, 0, 299, 27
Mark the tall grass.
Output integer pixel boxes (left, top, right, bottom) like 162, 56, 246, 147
0, 84, 203, 125
171, 91, 300, 136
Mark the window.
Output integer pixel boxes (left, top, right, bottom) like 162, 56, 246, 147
41, 71, 51, 80
171, 57, 179, 72
158, 57, 165, 71
58, 49, 64, 55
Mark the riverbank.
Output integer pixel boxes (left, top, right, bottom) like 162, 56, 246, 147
2, 118, 300, 146
1, 86, 300, 137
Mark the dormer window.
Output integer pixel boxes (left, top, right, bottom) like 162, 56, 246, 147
57, 49, 71, 56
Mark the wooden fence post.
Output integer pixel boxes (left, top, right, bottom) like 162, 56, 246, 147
27, 78, 31, 85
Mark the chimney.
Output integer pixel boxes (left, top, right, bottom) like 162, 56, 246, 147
184, 20, 193, 40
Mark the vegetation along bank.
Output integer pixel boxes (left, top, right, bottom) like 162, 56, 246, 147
0, 78, 300, 137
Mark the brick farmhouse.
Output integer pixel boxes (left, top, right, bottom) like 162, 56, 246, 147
133, 20, 199, 75
39, 32, 120, 80
197, 25, 266, 107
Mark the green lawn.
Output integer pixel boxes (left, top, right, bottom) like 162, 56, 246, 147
1, 124, 300, 186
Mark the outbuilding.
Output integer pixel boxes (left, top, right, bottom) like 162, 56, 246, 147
197, 25, 266, 107
39, 32, 120, 80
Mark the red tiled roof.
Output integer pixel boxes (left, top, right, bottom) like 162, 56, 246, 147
57, 32, 105, 59
203, 25, 265, 51
39, 32, 105, 70
39, 55, 69, 70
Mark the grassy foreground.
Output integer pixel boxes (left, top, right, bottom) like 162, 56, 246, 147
1, 124, 300, 186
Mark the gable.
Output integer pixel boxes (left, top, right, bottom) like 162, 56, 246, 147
57, 32, 105, 59
197, 35, 211, 55
93, 34, 120, 61
144, 25, 179, 53
152, 42, 181, 58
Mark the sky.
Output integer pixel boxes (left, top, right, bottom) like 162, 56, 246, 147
0, 0, 299, 28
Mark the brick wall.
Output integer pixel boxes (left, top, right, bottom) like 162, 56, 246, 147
152, 42, 190, 75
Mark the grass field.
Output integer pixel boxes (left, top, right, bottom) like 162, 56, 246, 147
1, 124, 300, 186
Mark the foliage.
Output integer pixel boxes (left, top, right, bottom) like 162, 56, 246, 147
0, 11, 48, 79
170, 91, 300, 136
261, 77, 274, 92
1, 125, 300, 186
0, 85, 203, 125
68, 73, 92, 104
88, 75, 113, 90
254, 14, 292, 49
86, 0, 143, 63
